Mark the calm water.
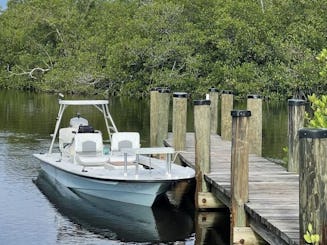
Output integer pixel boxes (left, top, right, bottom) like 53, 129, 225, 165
0, 89, 287, 244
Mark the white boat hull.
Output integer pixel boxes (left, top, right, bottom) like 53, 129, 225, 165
36, 154, 191, 206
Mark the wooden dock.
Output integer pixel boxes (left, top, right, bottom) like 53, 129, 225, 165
166, 133, 300, 245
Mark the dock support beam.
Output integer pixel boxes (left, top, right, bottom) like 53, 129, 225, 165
172, 92, 188, 152
288, 99, 306, 173
299, 128, 327, 245
231, 110, 252, 244
247, 95, 262, 156
194, 100, 222, 209
208, 87, 219, 135
156, 88, 170, 147
221, 90, 233, 141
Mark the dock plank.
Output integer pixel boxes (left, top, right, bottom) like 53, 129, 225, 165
165, 132, 300, 245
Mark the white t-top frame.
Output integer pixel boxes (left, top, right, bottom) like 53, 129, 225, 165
48, 100, 118, 153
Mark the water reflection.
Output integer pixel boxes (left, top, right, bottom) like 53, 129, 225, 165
34, 171, 194, 243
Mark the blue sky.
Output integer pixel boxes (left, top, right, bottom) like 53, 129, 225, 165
0, 0, 7, 9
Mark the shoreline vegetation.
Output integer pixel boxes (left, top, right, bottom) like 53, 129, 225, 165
0, 0, 326, 99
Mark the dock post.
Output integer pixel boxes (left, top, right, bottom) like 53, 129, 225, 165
150, 87, 160, 147
230, 110, 251, 243
288, 99, 306, 173
299, 128, 327, 245
208, 87, 219, 134
247, 95, 262, 156
156, 88, 170, 147
194, 100, 223, 209
172, 92, 188, 152
221, 90, 233, 141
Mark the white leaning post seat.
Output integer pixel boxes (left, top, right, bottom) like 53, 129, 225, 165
73, 132, 108, 166
59, 128, 76, 153
110, 132, 140, 163
70, 116, 88, 128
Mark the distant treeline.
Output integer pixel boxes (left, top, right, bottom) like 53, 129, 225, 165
0, 0, 326, 99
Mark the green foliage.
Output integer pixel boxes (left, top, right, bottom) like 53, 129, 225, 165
282, 146, 288, 165
317, 48, 327, 77
306, 94, 327, 128
0, 0, 326, 97
304, 223, 320, 245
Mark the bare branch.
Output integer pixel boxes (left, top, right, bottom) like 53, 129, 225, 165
9, 67, 51, 79
171, 60, 176, 71
38, 45, 54, 68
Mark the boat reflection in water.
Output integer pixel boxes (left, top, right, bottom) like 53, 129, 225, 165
34, 171, 194, 243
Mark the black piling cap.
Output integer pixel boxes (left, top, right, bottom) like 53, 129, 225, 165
231, 110, 251, 117
173, 92, 188, 98
150, 87, 161, 91
193, 100, 211, 106
221, 90, 233, 94
299, 128, 327, 139
247, 94, 261, 99
208, 87, 219, 92
158, 87, 171, 93
288, 99, 307, 106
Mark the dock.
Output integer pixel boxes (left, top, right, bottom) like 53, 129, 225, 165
150, 89, 326, 244
166, 133, 300, 245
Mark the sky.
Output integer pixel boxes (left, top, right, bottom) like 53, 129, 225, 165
0, 0, 7, 9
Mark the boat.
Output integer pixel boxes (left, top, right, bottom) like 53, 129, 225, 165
33, 99, 195, 206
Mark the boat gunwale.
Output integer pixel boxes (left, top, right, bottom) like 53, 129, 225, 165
35, 154, 194, 183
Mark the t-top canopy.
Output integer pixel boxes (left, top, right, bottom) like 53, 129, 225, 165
59, 100, 108, 105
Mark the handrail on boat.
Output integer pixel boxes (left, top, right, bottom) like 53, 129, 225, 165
121, 147, 174, 177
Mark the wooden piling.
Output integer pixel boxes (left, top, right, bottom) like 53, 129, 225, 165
247, 95, 262, 156
208, 87, 219, 135
288, 99, 306, 173
172, 92, 188, 152
150, 87, 160, 147
231, 110, 251, 229
156, 88, 170, 147
194, 100, 211, 195
194, 100, 222, 209
299, 128, 327, 245
221, 90, 233, 141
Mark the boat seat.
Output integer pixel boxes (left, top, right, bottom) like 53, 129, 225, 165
109, 132, 140, 164
70, 116, 88, 128
73, 132, 106, 166
111, 132, 140, 152
75, 154, 109, 166
59, 128, 76, 153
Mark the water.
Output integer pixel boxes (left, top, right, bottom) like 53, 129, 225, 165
0, 90, 287, 244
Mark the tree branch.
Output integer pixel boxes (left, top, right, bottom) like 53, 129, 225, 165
9, 67, 51, 79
